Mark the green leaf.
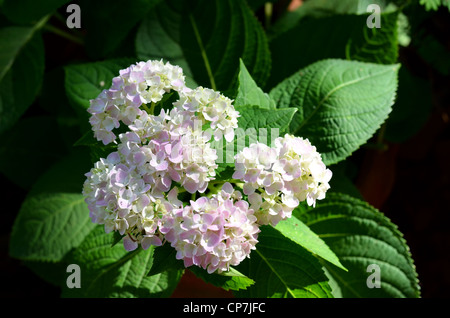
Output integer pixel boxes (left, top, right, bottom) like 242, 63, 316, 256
9, 192, 94, 262
73, 130, 118, 164
213, 163, 236, 182
9, 152, 94, 262
135, 0, 197, 88
0, 116, 66, 189
274, 215, 347, 271
0, 23, 46, 133
80, 0, 161, 58
420, 0, 450, 11
211, 105, 297, 165
267, 10, 399, 89
235, 105, 297, 136
189, 266, 255, 292
235, 225, 333, 298
136, 0, 271, 92
62, 226, 182, 297
270, 59, 399, 165
346, 11, 399, 64
64, 58, 137, 112
1, 0, 70, 24
234, 59, 276, 109
147, 243, 185, 276
295, 193, 420, 298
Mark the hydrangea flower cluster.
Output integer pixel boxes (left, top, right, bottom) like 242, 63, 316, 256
82, 59, 332, 274
174, 86, 240, 142
160, 183, 260, 274
233, 134, 332, 226
87, 60, 186, 145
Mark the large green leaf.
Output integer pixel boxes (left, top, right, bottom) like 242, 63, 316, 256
234, 105, 297, 138
64, 58, 137, 112
62, 226, 182, 297
269, 59, 399, 165
1, 0, 70, 24
0, 21, 46, 133
235, 225, 333, 298
79, 0, 161, 58
9, 153, 95, 262
136, 0, 271, 92
135, 0, 196, 87
267, 9, 399, 89
295, 193, 420, 298
9, 192, 94, 262
274, 215, 346, 271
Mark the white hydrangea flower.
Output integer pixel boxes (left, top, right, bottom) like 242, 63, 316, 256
174, 86, 240, 142
87, 60, 187, 145
233, 134, 332, 226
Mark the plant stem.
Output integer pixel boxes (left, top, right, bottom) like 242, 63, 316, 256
43, 24, 84, 45
142, 103, 154, 115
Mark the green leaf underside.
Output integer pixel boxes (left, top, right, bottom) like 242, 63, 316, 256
270, 59, 399, 165
63, 226, 182, 298
235, 226, 333, 298
296, 193, 420, 298
274, 215, 346, 271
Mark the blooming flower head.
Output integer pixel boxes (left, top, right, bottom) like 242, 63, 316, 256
233, 134, 332, 226
87, 60, 187, 145
82, 59, 332, 275
82, 145, 186, 251
159, 183, 260, 273
174, 86, 240, 142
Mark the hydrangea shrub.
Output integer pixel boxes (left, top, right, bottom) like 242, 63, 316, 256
82, 59, 332, 274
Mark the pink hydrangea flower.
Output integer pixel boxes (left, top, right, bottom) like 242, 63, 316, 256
87, 60, 187, 145
159, 183, 260, 273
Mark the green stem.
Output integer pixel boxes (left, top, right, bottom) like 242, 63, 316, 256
189, 14, 217, 91
43, 24, 84, 45
142, 103, 155, 115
